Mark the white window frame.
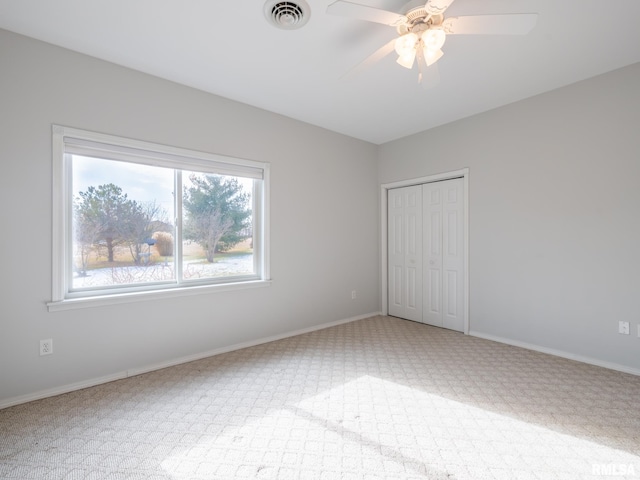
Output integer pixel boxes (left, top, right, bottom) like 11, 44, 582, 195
48, 125, 270, 312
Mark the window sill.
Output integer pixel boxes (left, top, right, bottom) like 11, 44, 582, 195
47, 279, 272, 312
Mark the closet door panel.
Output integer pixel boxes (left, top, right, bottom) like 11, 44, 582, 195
441, 179, 465, 332
423, 178, 464, 331
388, 185, 423, 322
423, 182, 443, 327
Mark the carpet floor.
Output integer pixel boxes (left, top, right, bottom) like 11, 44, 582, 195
1, 315, 639, 479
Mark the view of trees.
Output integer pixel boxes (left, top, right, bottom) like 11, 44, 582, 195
74, 184, 169, 274
183, 174, 252, 262
73, 174, 251, 274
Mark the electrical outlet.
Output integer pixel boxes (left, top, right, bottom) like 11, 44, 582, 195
351, 290, 357, 300
618, 321, 629, 335
40, 339, 53, 356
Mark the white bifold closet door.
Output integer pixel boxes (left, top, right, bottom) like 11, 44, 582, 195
388, 185, 423, 322
388, 178, 465, 332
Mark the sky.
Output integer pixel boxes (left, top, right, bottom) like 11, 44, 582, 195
72, 155, 252, 219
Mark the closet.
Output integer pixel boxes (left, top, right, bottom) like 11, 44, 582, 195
388, 178, 465, 332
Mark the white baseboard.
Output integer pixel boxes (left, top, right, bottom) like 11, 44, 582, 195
469, 330, 640, 377
0, 311, 382, 410
0, 372, 129, 411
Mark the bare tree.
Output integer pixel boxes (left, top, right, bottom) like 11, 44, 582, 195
188, 208, 234, 262
122, 201, 169, 264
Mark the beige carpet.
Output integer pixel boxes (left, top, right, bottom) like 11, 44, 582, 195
1, 315, 639, 479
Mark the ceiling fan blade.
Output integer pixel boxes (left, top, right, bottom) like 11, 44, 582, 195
327, 0, 407, 26
443, 14, 538, 35
424, 0, 456, 17
342, 38, 397, 80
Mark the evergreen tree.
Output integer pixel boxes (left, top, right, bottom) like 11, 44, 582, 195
183, 174, 251, 262
74, 184, 143, 263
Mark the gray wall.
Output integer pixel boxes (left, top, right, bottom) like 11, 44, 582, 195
0, 29, 380, 406
379, 62, 640, 372
2, 26, 638, 407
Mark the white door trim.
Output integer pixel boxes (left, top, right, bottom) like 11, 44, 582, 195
381, 168, 470, 334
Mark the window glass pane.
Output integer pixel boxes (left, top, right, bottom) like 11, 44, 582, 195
71, 155, 176, 290
181, 172, 254, 281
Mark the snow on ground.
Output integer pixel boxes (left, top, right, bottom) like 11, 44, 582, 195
73, 253, 253, 288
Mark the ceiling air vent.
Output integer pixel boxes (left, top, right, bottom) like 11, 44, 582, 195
264, 0, 310, 30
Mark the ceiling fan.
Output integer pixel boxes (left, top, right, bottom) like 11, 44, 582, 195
327, 0, 538, 85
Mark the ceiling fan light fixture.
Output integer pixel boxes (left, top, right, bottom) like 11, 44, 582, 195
422, 28, 446, 51
328, 0, 539, 85
423, 47, 444, 66
394, 32, 418, 57
396, 50, 417, 69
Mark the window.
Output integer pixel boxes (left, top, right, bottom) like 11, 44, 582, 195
49, 125, 270, 310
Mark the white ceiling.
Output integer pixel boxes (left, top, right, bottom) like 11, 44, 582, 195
1, 0, 640, 144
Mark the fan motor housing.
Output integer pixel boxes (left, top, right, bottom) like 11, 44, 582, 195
397, 8, 443, 35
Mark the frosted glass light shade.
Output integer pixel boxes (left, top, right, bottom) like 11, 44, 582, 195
422, 28, 446, 51
423, 47, 444, 66
394, 32, 418, 57
396, 49, 417, 69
